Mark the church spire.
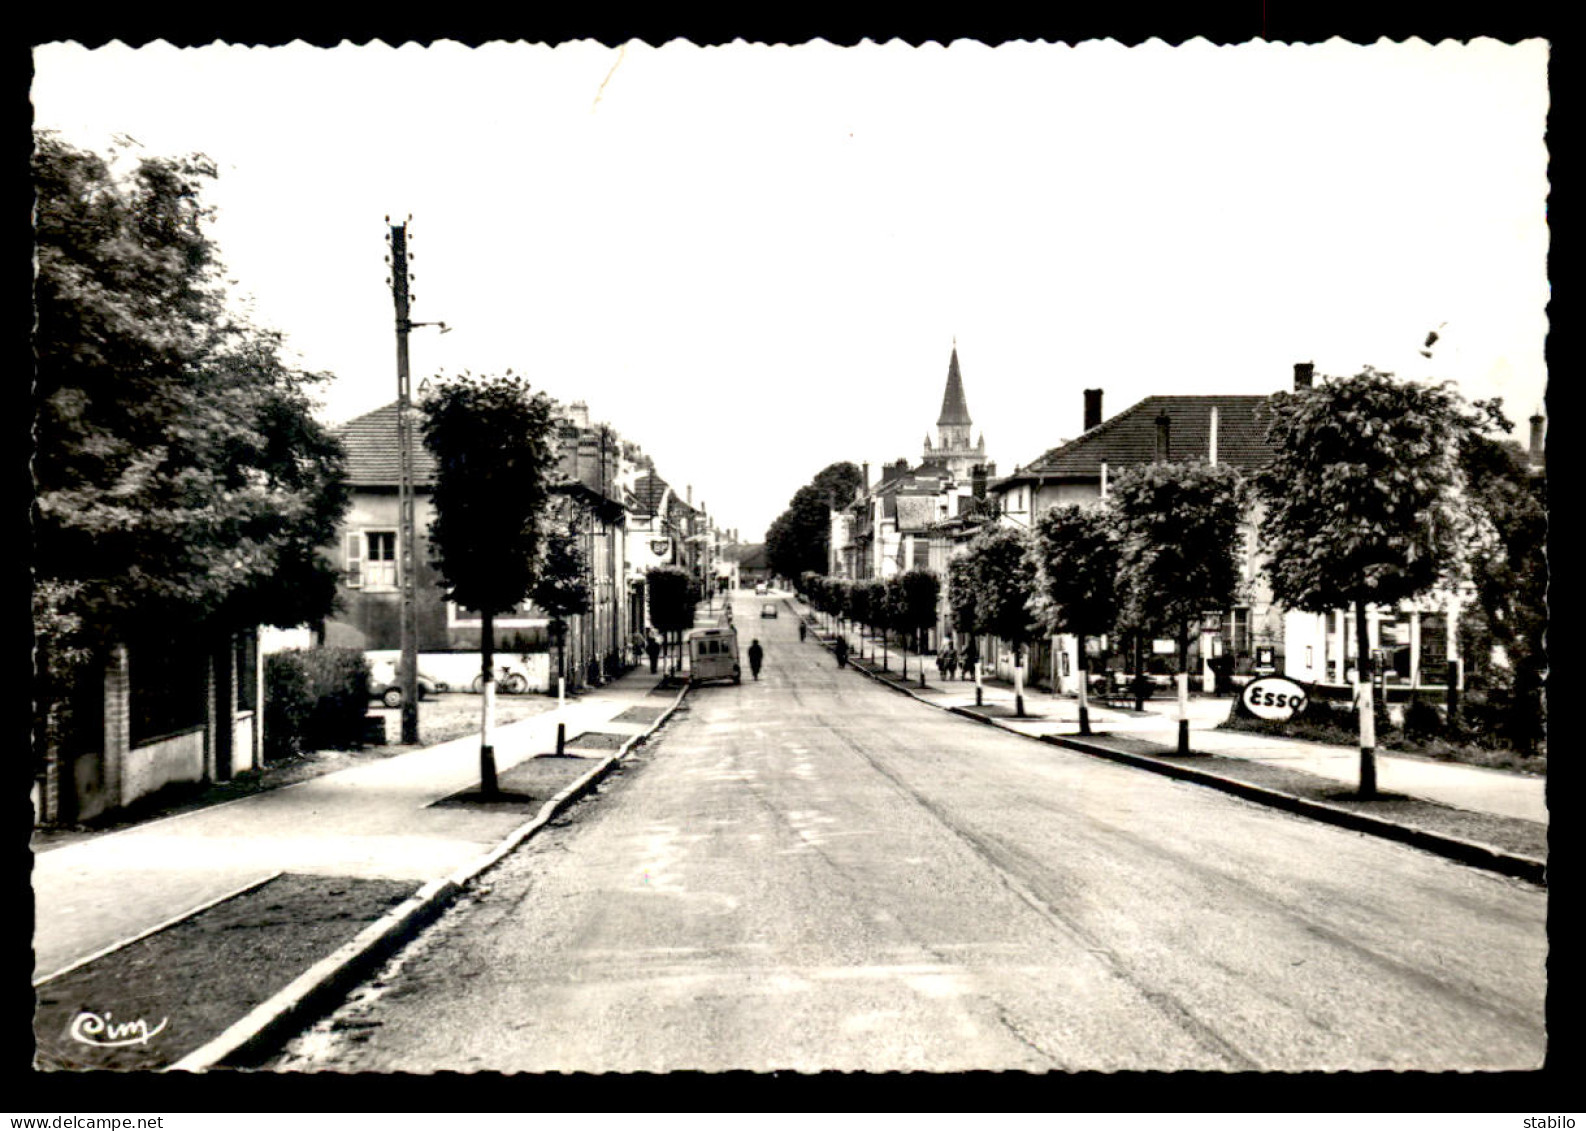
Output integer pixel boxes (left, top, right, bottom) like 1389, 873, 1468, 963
937, 344, 972, 427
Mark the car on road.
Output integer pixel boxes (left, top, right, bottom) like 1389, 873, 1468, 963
761, 603, 778, 618
688, 626, 741, 685
370, 673, 447, 708
754, 582, 768, 596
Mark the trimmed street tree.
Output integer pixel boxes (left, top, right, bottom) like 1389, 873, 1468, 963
947, 553, 983, 704
1258, 368, 1486, 795
882, 575, 906, 675
646, 565, 695, 676
533, 520, 592, 754
962, 524, 1039, 717
898, 569, 942, 688
421, 372, 557, 796
1111, 459, 1246, 754
1031, 504, 1121, 735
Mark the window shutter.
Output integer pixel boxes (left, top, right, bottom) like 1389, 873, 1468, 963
345, 531, 363, 588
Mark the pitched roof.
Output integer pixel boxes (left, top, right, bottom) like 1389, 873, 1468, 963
1020, 395, 1278, 479
937, 347, 972, 427
336, 402, 438, 488
632, 472, 669, 517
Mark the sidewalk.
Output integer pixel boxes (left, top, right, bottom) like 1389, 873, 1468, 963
31, 664, 679, 984
797, 603, 1546, 827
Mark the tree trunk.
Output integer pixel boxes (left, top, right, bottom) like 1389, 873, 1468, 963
1355, 601, 1378, 797
1176, 618, 1191, 755
1133, 633, 1145, 712
1014, 641, 1025, 717
918, 627, 927, 688
479, 608, 499, 797
1077, 634, 1092, 736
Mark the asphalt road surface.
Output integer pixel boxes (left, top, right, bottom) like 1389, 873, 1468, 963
277, 592, 1546, 1073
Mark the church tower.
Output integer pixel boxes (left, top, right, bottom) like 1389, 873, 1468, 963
921, 342, 987, 481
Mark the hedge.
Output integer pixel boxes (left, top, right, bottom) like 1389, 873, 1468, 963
264, 647, 371, 760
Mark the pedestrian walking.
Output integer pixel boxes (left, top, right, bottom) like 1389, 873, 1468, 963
798, 622, 807, 642
962, 638, 978, 681
834, 636, 849, 668
646, 633, 661, 674
748, 639, 764, 680
943, 648, 958, 681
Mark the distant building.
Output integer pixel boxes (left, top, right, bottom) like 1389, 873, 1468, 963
920, 343, 988, 481
983, 386, 1284, 692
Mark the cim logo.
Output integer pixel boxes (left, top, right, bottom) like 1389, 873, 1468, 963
1241, 676, 1309, 721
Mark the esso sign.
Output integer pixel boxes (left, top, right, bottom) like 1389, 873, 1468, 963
1242, 676, 1309, 720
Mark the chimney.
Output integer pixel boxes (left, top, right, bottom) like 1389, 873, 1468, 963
1208, 406, 1219, 466
686, 485, 692, 506
1154, 413, 1171, 462
862, 462, 870, 491
1084, 388, 1103, 431
971, 463, 987, 499
1294, 361, 1314, 390
1529, 412, 1545, 471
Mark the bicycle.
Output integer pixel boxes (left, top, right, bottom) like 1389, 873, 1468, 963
472, 666, 528, 695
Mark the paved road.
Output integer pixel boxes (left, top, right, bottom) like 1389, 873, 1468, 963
277, 592, 1546, 1073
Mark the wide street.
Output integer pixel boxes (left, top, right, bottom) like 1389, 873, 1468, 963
276, 592, 1546, 1074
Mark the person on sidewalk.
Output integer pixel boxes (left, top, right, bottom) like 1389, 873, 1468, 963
646, 633, 661, 674
834, 636, 849, 667
962, 638, 978, 681
799, 622, 807, 642
942, 648, 958, 681
748, 639, 764, 680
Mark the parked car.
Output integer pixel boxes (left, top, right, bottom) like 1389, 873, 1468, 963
370, 673, 446, 708
761, 603, 778, 618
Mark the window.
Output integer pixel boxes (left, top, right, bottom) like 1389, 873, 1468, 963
365, 531, 397, 590
345, 529, 397, 590
1231, 607, 1251, 657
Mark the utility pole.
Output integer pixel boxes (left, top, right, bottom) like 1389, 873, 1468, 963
388, 220, 421, 745
385, 219, 451, 745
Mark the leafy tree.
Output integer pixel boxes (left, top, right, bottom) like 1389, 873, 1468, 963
1452, 403, 1547, 754
646, 565, 695, 675
1031, 504, 1121, 734
765, 461, 864, 580
421, 371, 557, 794
533, 521, 592, 694
32, 133, 349, 802
1111, 459, 1246, 752
898, 569, 942, 687
1257, 368, 1480, 792
960, 524, 1039, 716
34, 135, 349, 641
881, 575, 905, 673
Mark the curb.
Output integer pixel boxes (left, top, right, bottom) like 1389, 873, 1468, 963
806, 610, 1545, 888
169, 679, 691, 1072
1041, 732, 1546, 887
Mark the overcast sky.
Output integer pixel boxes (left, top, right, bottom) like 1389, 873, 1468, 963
32, 38, 1549, 541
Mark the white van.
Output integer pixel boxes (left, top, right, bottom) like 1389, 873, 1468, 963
688, 626, 741, 685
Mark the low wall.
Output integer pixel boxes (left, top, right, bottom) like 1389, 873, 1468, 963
124, 726, 206, 806
365, 650, 554, 694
